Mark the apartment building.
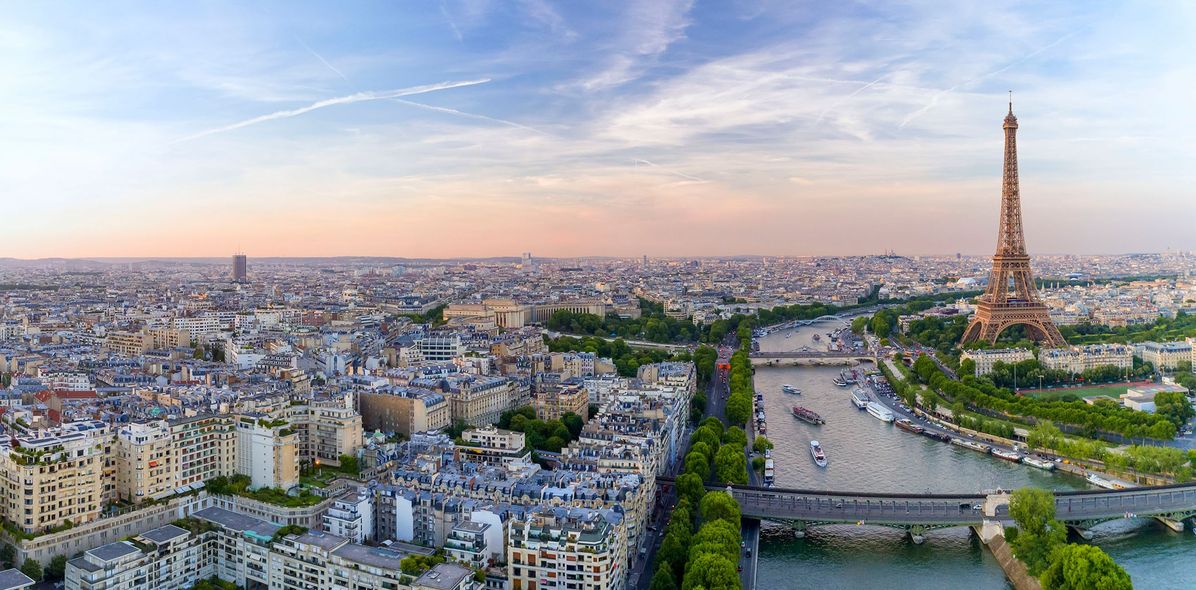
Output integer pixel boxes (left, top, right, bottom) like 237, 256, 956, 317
1135, 341, 1195, 371
115, 421, 175, 502
235, 415, 299, 490
419, 334, 466, 363
447, 377, 514, 427
507, 508, 627, 590
1039, 344, 1134, 374
358, 388, 451, 437
961, 348, 1035, 376
323, 487, 374, 544
170, 415, 237, 488
534, 385, 589, 421
0, 421, 108, 534
445, 520, 497, 568
65, 524, 208, 590
459, 426, 530, 466
285, 400, 363, 467
102, 331, 149, 356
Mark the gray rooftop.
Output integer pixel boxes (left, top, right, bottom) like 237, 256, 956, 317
193, 506, 282, 538
87, 541, 141, 562
294, 531, 348, 551
0, 569, 34, 590
415, 563, 473, 590
332, 542, 410, 570
139, 524, 190, 544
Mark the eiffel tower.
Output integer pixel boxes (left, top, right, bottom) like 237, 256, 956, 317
961, 97, 1066, 347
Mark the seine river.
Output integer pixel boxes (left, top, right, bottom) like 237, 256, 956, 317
752, 319, 1196, 590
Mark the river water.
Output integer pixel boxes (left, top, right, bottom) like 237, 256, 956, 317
752, 319, 1196, 590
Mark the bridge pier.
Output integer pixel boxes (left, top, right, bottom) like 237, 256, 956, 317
791, 521, 807, 538
907, 524, 926, 545
1067, 525, 1094, 541
1154, 516, 1185, 533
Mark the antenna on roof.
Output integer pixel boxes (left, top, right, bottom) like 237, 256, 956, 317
1008, 90, 1013, 114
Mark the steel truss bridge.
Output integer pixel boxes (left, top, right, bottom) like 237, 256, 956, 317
658, 479, 1196, 541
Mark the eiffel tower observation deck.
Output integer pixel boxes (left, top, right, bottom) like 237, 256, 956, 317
961, 97, 1066, 347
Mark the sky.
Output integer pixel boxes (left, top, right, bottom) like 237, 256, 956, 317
2, 1, 1194, 259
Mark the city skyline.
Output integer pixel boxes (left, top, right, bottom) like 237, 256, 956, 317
4, 1, 1196, 258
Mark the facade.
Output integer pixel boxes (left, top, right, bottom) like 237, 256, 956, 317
323, 487, 374, 544
65, 525, 206, 590
447, 377, 514, 427
507, 508, 627, 590
445, 520, 495, 568
102, 331, 150, 356
235, 416, 300, 490
459, 426, 530, 465
358, 389, 451, 437
419, 334, 467, 363
286, 401, 363, 467
1039, 344, 1134, 374
0, 421, 108, 534
534, 385, 589, 421
1135, 341, 1194, 371
961, 348, 1035, 376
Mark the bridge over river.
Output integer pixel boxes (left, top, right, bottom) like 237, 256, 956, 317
659, 478, 1196, 542
748, 350, 877, 366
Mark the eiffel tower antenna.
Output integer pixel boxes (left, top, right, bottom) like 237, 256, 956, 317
961, 100, 1066, 347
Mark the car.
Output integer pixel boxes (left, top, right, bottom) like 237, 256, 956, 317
973, 504, 982, 511
737, 565, 743, 573
647, 525, 657, 532
741, 541, 746, 548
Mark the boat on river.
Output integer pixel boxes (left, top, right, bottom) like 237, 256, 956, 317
850, 388, 870, 409
866, 402, 894, 423
1086, 473, 1133, 490
763, 458, 775, 485
832, 377, 849, 387
810, 440, 828, 467
782, 384, 800, 395
895, 418, 923, 435
951, 438, 992, 454
813, 334, 821, 342
992, 448, 1022, 462
1022, 456, 1057, 471
792, 406, 825, 425
921, 429, 952, 443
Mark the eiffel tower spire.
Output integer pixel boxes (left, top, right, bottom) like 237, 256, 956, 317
961, 100, 1066, 347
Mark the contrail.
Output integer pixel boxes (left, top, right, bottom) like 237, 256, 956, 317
174, 79, 491, 143
392, 98, 550, 135
295, 36, 349, 82
441, 1, 463, 42
816, 74, 887, 125
633, 158, 707, 183
899, 32, 1077, 129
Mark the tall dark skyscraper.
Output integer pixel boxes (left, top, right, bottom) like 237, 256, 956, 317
232, 254, 248, 283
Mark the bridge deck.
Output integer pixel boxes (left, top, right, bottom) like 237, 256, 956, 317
664, 480, 1196, 526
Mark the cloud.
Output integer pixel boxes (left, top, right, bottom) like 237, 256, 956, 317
392, 98, 550, 135
174, 79, 491, 143
576, 0, 694, 91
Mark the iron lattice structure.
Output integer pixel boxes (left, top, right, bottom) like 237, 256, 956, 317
961, 102, 1066, 347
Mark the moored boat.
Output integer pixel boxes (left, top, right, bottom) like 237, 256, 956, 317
992, 448, 1022, 462
763, 459, 775, 485
809, 440, 828, 467
782, 384, 800, 395
1022, 456, 1057, 471
1086, 473, 1133, 490
850, 388, 870, 409
866, 402, 894, 423
951, 438, 992, 454
895, 418, 924, 434
791, 406, 825, 425
831, 377, 848, 387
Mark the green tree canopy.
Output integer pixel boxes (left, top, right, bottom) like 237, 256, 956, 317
1039, 544, 1133, 590
699, 491, 742, 527
680, 553, 740, 590
676, 473, 707, 508
19, 558, 41, 582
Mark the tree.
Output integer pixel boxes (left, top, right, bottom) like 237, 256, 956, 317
1039, 544, 1132, 590
684, 452, 709, 479
676, 473, 706, 508
562, 412, 584, 438
752, 437, 773, 454
699, 491, 741, 527
46, 555, 67, 581
960, 358, 977, 377
657, 530, 689, 579
19, 558, 41, 582
1154, 391, 1193, 428
650, 564, 678, 590
713, 445, 748, 485
336, 454, 360, 475
1009, 488, 1067, 576
688, 520, 741, 563
0, 544, 13, 569
722, 426, 747, 448
680, 553, 741, 590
